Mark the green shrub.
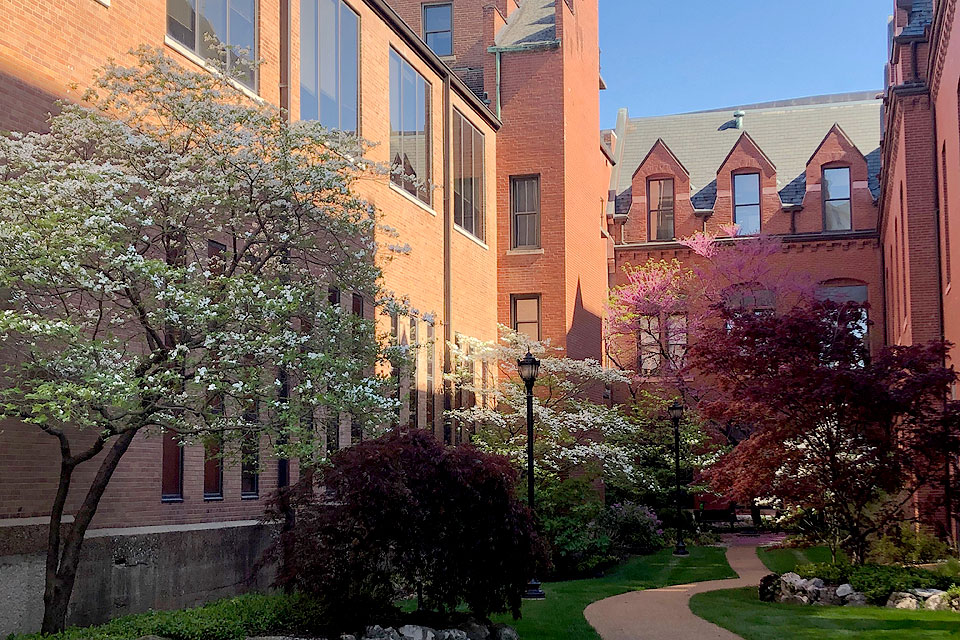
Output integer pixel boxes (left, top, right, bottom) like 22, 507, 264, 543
946, 583, 960, 602
600, 502, 665, 555
871, 523, 952, 564
9, 593, 325, 640
794, 561, 956, 605
538, 476, 617, 578
795, 561, 848, 584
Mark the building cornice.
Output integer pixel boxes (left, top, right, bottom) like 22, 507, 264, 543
929, 0, 957, 100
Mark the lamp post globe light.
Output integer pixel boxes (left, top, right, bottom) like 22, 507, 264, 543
517, 350, 546, 599
669, 400, 689, 557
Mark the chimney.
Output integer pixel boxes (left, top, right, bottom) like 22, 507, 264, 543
734, 110, 745, 130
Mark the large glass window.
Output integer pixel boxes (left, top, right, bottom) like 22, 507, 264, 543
423, 3, 453, 57
166, 0, 257, 89
733, 172, 761, 235
300, 0, 359, 131
648, 178, 675, 240
390, 49, 432, 204
512, 295, 540, 341
823, 167, 852, 231
511, 176, 540, 249
454, 110, 485, 240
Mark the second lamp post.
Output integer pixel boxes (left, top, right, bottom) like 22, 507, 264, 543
517, 351, 546, 599
668, 400, 689, 557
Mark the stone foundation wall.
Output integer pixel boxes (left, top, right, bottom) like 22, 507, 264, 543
0, 520, 276, 637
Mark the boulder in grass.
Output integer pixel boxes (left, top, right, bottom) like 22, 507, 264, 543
399, 626, 437, 640
925, 593, 952, 611
910, 588, 945, 600
489, 624, 520, 640
844, 592, 868, 607
836, 583, 854, 598
887, 592, 921, 610
458, 622, 489, 640
780, 593, 810, 605
436, 632, 468, 640
811, 586, 842, 606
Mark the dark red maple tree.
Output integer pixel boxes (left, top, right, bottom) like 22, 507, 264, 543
692, 299, 960, 562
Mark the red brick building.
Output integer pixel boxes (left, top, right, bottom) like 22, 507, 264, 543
0, 0, 610, 633
880, 0, 960, 541
382, 0, 613, 361
604, 93, 887, 376
0, 0, 507, 633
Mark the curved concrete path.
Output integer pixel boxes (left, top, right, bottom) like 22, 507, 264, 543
584, 541, 769, 640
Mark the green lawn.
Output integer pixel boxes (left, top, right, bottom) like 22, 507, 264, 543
690, 587, 960, 639
758, 545, 835, 573
489, 546, 735, 639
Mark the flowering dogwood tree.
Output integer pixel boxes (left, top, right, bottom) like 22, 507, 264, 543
445, 328, 707, 498
0, 47, 394, 632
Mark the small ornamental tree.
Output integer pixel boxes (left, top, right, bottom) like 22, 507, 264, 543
0, 47, 395, 632
270, 430, 544, 632
447, 328, 636, 485
692, 299, 960, 562
607, 227, 811, 402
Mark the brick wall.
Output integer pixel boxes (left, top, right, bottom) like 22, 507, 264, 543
0, 0, 499, 529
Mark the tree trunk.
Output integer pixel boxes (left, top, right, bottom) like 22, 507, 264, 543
41, 429, 138, 634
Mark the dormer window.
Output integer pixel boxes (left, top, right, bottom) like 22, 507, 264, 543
823, 167, 852, 231
648, 178, 675, 241
423, 3, 453, 57
733, 172, 761, 235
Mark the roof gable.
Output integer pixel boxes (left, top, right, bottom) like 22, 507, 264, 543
632, 138, 690, 180
717, 131, 777, 174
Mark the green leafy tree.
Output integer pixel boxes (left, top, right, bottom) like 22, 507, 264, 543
0, 47, 395, 632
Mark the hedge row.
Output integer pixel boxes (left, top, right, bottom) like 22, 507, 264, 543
10, 593, 324, 640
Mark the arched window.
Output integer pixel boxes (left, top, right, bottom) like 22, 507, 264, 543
816, 278, 870, 345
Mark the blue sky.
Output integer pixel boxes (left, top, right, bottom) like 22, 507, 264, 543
599, 0, 892, 128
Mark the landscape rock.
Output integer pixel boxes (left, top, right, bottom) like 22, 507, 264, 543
836, 583, 854, 598
844, 592, 868, 607
363, 627, 401, 640
780, 593, 810, 605
759, 573, 780, 602
341, 636, 357, 640
911, 588, 945, 600
435, 631, 468, 640
925, 593, 952, 611
811, 586, 842, 606
457, 622, 489, 640
489, 624, 519, 640
398, 625, 436, 640
887, 592, 920, 610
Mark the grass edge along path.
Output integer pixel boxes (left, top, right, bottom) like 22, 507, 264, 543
757, 545, 834, 574
690, 586, 960, 639
490, 546, 735, 640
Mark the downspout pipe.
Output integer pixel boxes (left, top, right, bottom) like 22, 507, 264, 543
442, 73, 454, 441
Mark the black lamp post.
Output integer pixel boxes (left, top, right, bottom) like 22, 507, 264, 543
517, 351, 546, 599
668, 400, 689, 557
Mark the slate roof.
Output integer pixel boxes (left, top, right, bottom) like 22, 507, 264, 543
900, 0, 934, 38
606, 93, 883, 215
494, 0, 557, 48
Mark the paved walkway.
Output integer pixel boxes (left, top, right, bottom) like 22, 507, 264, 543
584, 537, 774, 640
